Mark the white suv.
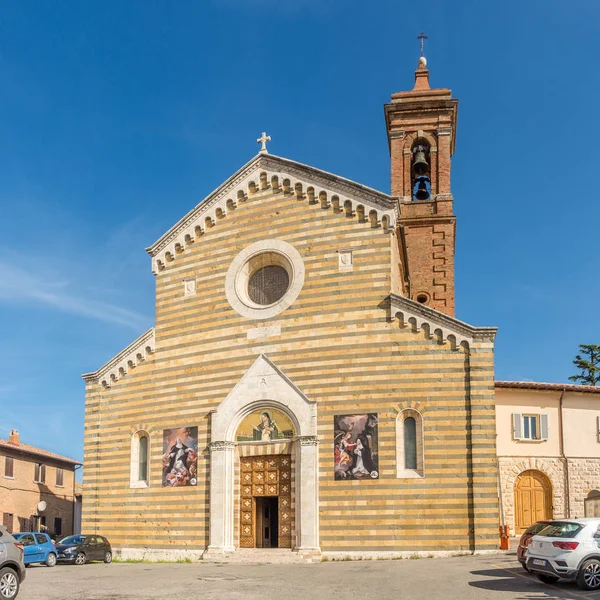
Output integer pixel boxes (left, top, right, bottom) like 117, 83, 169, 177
526, 518, 600, 590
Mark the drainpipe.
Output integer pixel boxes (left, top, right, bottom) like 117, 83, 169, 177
73, 464, 82, 535
558, 389, 571, 518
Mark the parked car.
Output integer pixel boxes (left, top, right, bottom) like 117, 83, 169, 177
517, 520, 553, 571
12, 533, 57, 568
0, 524, 26, 599
526, 518, 600, 590
55, 535, 112, 565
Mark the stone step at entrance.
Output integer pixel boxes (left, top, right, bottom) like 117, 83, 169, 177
202, 548, 321, 564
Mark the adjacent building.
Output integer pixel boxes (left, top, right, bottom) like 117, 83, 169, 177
495, 381, 600, 534
0, 429, 82, 537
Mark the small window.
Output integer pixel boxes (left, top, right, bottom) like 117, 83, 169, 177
4, 457, 13, 478
56, 468, 64, 487
34, 463, 46, 484
139, 436, 148, 482
35, 534, 47, 544
404, 417, 417, 470
54, 518, 62, 536
523, 415, 539, 440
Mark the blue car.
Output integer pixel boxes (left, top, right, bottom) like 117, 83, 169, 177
12, 532, 57, 567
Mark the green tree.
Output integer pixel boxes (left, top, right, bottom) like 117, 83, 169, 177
569, 344, 600, 386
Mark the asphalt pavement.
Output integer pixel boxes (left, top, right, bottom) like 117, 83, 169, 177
17, 551, 600, 600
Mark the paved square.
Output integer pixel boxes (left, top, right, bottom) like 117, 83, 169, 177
17, 553, 600, 600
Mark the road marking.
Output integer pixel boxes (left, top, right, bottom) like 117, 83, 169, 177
490, 563, 600, 600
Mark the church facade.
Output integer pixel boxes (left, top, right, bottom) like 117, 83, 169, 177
82, 58, 500, 559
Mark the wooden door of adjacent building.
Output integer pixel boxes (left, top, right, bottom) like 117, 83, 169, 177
515, 470, 552, 532
240, 454, 292, 548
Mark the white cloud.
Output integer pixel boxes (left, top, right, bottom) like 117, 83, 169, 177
0, 260, 149, 330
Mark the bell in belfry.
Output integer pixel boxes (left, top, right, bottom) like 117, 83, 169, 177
412, 144, 429, 176
414, 176, 430, 200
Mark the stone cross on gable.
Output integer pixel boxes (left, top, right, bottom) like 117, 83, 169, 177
257, 132, 271, 154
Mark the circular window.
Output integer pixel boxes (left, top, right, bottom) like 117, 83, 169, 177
225, 240, 305, 320
248, 265, 290, 305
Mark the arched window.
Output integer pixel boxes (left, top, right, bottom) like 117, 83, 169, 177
139, 436, 148, 482
130, 430, 150, 488
396, 409, 424, 478
404, 417, 417, 470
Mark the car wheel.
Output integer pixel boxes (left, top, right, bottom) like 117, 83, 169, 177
537, 574, 559, 585
0, 567, 20, 600
521, 563, 531, 573
103, 551, 112, 564
75, 552, 86, 566
577, 559, 600, 591
46, 552, 57, 567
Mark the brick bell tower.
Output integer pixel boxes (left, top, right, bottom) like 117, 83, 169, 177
385, 48, 458, 317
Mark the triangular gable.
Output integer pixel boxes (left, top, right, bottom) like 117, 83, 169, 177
145, 153, 397, 274
211, 354, 317, 441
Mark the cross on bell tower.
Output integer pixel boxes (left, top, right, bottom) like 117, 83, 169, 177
417, 31, 428, 57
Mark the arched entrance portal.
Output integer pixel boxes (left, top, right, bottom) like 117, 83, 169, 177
206, 355, 320, 556
514, 470, 553, 532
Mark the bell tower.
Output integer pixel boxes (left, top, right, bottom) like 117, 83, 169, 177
384, 49, 458, 317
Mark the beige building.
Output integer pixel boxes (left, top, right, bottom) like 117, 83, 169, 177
0, 430, 81, 537
81, 58, 501, 560
495, 381, 600, 534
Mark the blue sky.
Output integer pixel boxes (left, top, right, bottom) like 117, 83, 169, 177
1, 0, 599, 466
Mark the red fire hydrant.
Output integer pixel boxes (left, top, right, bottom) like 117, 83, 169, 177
499, 525, 510, 550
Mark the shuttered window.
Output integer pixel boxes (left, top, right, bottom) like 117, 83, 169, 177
56, 468, 64, 487
34, 462, 46, 483
512, 413, 548, 441
4, 457, 14, 478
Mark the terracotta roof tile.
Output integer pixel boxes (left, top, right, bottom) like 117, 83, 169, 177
0, 439, 82, 465
495, 381, 600, 394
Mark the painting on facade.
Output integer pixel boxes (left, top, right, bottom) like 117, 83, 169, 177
236, 408, 295, 442
162, 426, 198, 487
334, 413, 379, 480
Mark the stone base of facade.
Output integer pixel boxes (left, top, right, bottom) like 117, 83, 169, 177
115, 547, 205, 562
323, 549, 501, 561
498, 456, 600, 535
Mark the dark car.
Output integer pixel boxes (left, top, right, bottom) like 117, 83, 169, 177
518, 520, 553, 571
55, 535, 112, 566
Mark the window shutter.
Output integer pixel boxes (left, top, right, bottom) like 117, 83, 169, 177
41, 464, 46, 483
540, 414, 549, 441
597, 416, 600, 441
513, 413, 522, 440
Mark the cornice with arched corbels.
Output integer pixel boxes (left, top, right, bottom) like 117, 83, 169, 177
389, 293, 496, 350
81, 328, 155, 388
146, 154, 398, 275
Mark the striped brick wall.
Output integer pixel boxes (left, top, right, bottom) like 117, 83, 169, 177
83, 184, 498, 552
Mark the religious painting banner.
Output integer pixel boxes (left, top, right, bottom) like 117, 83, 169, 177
236, 408, 295, 442
334, 413, 379, 480
162, 426, 198, 487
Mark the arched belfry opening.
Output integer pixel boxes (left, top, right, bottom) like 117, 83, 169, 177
205, 355, 320, 556
411, 140, 431, 201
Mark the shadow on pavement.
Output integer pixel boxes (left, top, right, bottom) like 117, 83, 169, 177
469, 566, 600, 600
